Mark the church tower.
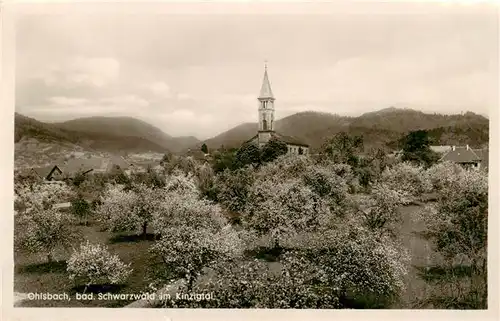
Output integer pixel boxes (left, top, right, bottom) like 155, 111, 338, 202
257, 63, 275, 147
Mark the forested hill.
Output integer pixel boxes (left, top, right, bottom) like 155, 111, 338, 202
15, 113, 203, 153
197, 108, 489, 151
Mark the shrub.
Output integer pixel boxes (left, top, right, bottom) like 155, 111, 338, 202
70, 195, 92, 225
150, 225, 243, 290
260, 138, 288, 163
356, 167, 375, 190
98, 185, 138, 231
320, 132, 363, 167
107, 167, 131, 185
324, 162, 361, 193
400, 130, 440, 167
255, 153, 312, 181
15, 208, 79, 263
418, 167, 488, 308
15, 182, 75, 214
150, 191, 226, 237
356, 183, 410, 236
215, 167, 255, 213
166, 156, 198, 175
243, 178, 333, 248
161, 151, 173, 164
303, 165, 348, 198
201, 143, 208, 154
76, 173, 107, 201
295, 226, 410, 308
71, 171, 87, 187
160, 227, 410, 309
236, 142, 261, 168
425, 161, 463, 191
67, 240, 133, 290
330, 236, 408, 306
164, 170, 200, 197
194, 163, 218, 201
98, 183, 165, 237
380, 162, 432, 198
366, 147, 390, 175
211, 148, 240, 173
130, 166, 166, 189
150, 191, 243, 290
162, 255, 339, 308
421, 169, 487, 267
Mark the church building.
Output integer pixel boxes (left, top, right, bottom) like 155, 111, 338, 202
245, 65, 309, 154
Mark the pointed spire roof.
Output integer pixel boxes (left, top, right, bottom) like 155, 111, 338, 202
259, 64, 274, 99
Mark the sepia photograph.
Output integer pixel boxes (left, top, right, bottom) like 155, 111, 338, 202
4, 0, 498, 318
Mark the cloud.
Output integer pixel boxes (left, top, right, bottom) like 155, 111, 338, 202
146, 81, 172, 98
176, 93, 191, 100
14, 9, 497, 138
48, 96, 89, 107
36, 57, 120, 88
29, 95, 150, 119
167, 109, 195, 120
100, 95, 149, 108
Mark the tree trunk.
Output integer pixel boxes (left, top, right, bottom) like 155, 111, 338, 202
187, 272, 194, 292
142, 221, 148, 238
481, 256, 488, 308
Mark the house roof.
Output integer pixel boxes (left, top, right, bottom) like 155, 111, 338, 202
258, 67, 274, 100
106, 155, 130, 171
430, 145, 452, 154
184, 149, 207, 160
31, 165, 62, 179
440, 147, 481, 163
60, 157, 104, 174
472, 148, 489, 168
472, 148, 488, 160
133, 160, 162, 170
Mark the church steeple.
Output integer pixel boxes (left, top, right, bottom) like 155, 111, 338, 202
259, 63, 274, 100
257, 63, 275, 146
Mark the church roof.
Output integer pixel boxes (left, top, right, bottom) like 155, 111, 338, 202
272, 132, 309, 147
259, 67, 274, 99
243, 132, 309, 148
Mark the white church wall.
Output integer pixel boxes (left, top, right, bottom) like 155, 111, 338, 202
286, 144, 308, 155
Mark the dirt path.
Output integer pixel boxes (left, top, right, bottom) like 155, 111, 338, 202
398, 204, 440, 308
14, 292, 28, 307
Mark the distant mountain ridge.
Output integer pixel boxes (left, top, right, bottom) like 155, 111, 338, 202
15, 108, 489, 162
15, 113, 168, 153
54, 116, 200, 153
196, 108, 489, 152
15, 113, 201, 154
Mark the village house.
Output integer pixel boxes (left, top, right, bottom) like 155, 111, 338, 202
29, 155, 133, 182
58, 155, 132, 176
439, 145, 489, 170
29, 165, 64, 182
387, 144, 488, 170
390, 145, 452, 158
126, 161, 163, 175
244, 64, 309, 154
105, 155, 133, 175
184, 148, 211, 162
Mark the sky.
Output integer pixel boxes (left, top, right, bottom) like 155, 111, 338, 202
15, 3, 498, 139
